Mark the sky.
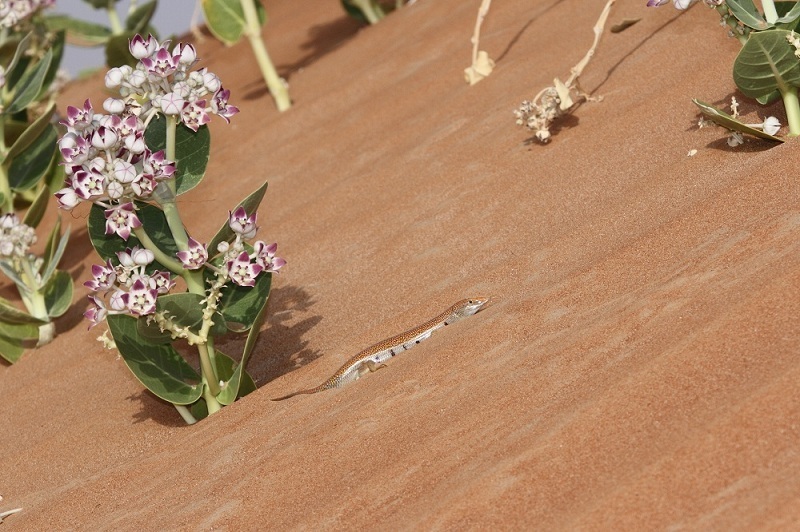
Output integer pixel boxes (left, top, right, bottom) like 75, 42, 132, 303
51, 0, 194, 75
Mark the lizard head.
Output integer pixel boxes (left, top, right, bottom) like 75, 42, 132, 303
453, 297, 490, 318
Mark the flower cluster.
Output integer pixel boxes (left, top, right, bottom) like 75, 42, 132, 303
0, 0, 54, 28
84, 246, 175, 327
0, 213, 36, 259
177, 206, 285, 287
104, 34, 238, 132
55, 98, 176, 239
513, 88, 563, 143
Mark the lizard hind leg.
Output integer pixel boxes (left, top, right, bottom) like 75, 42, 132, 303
360, 360, 388, 375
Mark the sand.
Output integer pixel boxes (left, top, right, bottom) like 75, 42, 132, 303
1, 0, 799, 528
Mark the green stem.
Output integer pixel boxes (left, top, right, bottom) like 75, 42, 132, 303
131, 225, 183, 274
174, 405, 197, 425
17, 259, 54, 347
761, 0, 778, 24
781, 86, 800, 136
0, 164, 11, 214
106, 3, 124, 34
350, 0, 383, 24
198, 342, 220, 395
239, 0, 292, 112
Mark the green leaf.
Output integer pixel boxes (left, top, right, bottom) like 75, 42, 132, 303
8, 124, 58, 191
6, 102, 56, 161
201, 0, 267, 46
727, 0, 771, 30
692, 99, 784, 142
0, 296, 47, 325
41, 224, 69, 286
43, 270, 73, 318
136, 316, 173, 344
0, 322, 39, 364
216, 349, 257, 405
3, 32, 32, 80
88, 202, 179, 269
107, 314, 205, 405
105, 33, 138, 68
45, 15, 112, 46
218, 270, 271, 331
22, 184, 51, 229
83, 0, 123, 9
208, 181, 268, 255
0, 261, 26, 290
6, 49, 53, 114
756, 89, 782, 105
144, 115, 211, 195
40, 31, 66, 100
733, 29, 800, 98
125, 0, 157, 33
776, 1, 800, 25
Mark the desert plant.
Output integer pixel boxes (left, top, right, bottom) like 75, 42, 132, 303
513, 0, 614, 143
56, 34, 285, 424
200, 0, 291, 112
650, 0, 800, 142
464, 0, 495, 85
0, 0, 73, 363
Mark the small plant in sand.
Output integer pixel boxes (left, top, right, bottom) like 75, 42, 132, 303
56, 34, 285, 424
0, 0, 73, 364
200, 0, 290, 112
513, 0, 614, 143
46, 0, 159, 69
464, 0, 495, 85
650, 0, 800, 143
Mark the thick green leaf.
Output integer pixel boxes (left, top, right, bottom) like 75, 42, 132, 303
40, 224, 69, 285
776, 1, 800, 26
88, 202, 179, 270
6, 103, 56, 161
3, 32, 32, 82
43, 270, 73, 318
8, 124, 58, 191
21, 184, 51, 228
190, 397, 209, 420
692, 99, 784, 142
41, 217, 62, 274
136, 315, 174, 344
727, 0, 770, 30
83, 0, 123, 9
45, 15, 111, 45
144, 115, 210, 195
0, 296, 47, 325
201, 0, 266, 46
105, 33, 138, 68
756, 89, 782, 105
107, 314, 204, 405
40, 31, 66, 100
0, 322, 39, 363
733, 29, 800, 98
216, 349, 257, 405
125, 0, 157, 33
6, 49, 53, 114
218, 270, 271, 331
208, 181, 268, 255
0, 261, 26, 289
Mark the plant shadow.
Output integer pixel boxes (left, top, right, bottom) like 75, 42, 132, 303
242, 14, 362, 100
128, 283, 323, 426
496, 0, 567, 63
687, 91, 786, 152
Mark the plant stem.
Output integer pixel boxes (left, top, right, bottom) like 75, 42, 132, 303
0, 163, 12, 214
198, 342, 220, 395
761, 0, 778, 24
106, 2, 124, 34
203, 380, 222, 415
349, 0, 383, 24
131, 225, 184, 274
240, 0, 291, 112
781, 86, 800, 136
174, 405, 197, 425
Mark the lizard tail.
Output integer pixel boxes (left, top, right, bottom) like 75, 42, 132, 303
271, 385, 325, 401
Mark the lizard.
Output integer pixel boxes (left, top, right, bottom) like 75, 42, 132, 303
272, 297, 489, 400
